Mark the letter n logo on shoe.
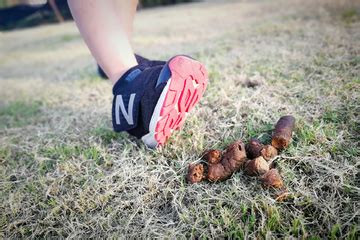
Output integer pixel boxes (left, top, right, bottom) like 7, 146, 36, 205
115, 93, 136, 125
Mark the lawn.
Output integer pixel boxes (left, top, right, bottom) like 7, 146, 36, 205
0, 0, 359, 238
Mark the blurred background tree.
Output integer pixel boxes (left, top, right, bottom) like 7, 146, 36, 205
0, 0, 195, 30
140, 0, 193, 7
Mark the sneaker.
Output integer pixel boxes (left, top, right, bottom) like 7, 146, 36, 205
98, 54, 166, 79
112, 55, 208, 148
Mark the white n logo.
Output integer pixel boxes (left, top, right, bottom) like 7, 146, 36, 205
115, 94, 136, 125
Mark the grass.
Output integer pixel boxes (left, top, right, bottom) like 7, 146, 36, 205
0, 101, 42, 129
0, 0, 359, 238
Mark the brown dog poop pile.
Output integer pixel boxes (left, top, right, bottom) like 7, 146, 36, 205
187, 115, 296, 190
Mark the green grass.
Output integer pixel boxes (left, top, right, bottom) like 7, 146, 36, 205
341, 9, 360, 24
60, 34, 79, 42
39, 144, 109, 170
0, 0, 359, 238
91, 125, 125, 144
0, 101, 41, 129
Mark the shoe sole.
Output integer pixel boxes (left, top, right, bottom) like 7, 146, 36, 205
141, 56, 208, 148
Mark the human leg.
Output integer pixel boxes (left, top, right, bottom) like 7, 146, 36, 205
68, 0, 138, 84
68, 0, 209, 148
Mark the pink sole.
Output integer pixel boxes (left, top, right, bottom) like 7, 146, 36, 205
154, 56, 208, 145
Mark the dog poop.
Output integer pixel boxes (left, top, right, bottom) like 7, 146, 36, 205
186, 115, 295, 193
271, 115, 296, 150
202, 149, 222, 164
207, 141, 247, 182
261, 169, 283, 189
186, 163, 205, 184
244, 156, 269, 176
245, 138, 264, 159
275, 191, 291, 202
261, 145, 278, 161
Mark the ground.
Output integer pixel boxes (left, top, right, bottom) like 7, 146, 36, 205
0, 0, 359, 238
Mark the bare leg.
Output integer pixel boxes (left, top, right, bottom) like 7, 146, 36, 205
68, 0, 138, 84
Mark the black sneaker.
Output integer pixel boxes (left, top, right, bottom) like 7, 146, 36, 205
112, 55, 208, 148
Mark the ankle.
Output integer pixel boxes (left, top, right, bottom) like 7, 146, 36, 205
110, 63, 137, 85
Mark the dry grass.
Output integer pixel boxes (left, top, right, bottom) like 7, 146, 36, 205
0, 0, 359, 238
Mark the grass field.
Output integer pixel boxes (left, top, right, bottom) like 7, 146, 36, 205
0, 0, 359, 238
